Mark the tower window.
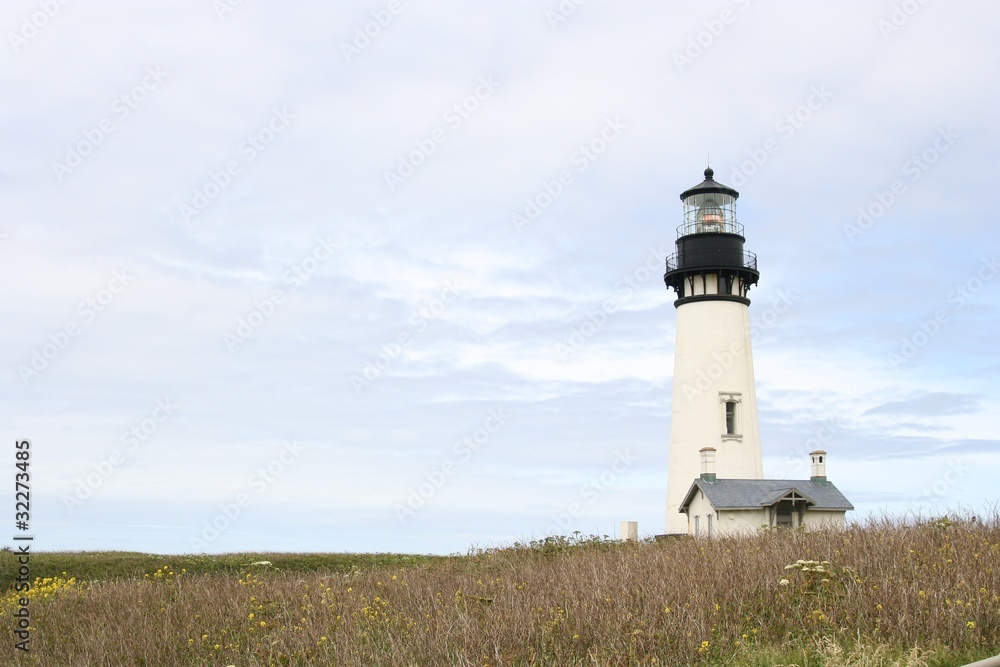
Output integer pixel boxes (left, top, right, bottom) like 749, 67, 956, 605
725, 401, 737, 435
719, 392, 742, 441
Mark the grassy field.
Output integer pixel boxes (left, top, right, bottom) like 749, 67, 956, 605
0, 550, 445, 591
1, 515, 998, 666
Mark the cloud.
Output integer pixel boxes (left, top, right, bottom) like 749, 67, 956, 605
864, 392, 983, 417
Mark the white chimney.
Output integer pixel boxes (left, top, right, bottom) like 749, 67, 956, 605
700, 447, 717, 482
810, 450, 827, 483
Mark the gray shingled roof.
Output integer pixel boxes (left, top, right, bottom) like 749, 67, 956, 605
679, 478, 854, 513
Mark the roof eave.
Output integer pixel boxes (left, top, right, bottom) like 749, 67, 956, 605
677, 479, 705, 513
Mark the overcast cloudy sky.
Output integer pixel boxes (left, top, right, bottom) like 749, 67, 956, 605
2, 1, 998, 555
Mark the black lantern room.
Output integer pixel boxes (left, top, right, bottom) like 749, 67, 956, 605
664, 168, 759, 305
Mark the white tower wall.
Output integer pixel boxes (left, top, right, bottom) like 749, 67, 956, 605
664, 298, 762, 533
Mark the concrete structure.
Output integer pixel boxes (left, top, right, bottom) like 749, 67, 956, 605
663, 168, 763, 534
677, 448, 854, 536
620, 521, 638, 542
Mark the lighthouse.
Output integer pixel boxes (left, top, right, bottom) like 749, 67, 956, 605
663, 168, 764, 535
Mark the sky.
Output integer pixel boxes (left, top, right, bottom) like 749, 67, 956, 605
2, 1, 998, 555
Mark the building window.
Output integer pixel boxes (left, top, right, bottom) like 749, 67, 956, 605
707, 514, 714, 537
720, 392, 742, 440
694, 515, 700, 537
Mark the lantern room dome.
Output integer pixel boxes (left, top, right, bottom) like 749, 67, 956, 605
679, 167, 739, 201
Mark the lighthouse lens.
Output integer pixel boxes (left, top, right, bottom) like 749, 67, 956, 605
682, 192, 737, 236
697, 198, 725, 232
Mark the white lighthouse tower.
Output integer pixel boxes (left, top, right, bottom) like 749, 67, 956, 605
663, 168, 764, 534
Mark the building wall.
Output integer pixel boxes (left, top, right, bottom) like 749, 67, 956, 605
684, 489, 717, 537
682, 487, 849, 536
684, 492, 768, 536
800, 510, 848, 530
713, 509, 848, 535
665, 298, 763, 534
718, 509, 770, 534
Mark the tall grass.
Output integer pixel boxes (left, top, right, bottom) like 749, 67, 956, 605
2, 514, 998, 666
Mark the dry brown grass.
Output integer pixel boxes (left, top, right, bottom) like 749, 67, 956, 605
2, 514, 998, 666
